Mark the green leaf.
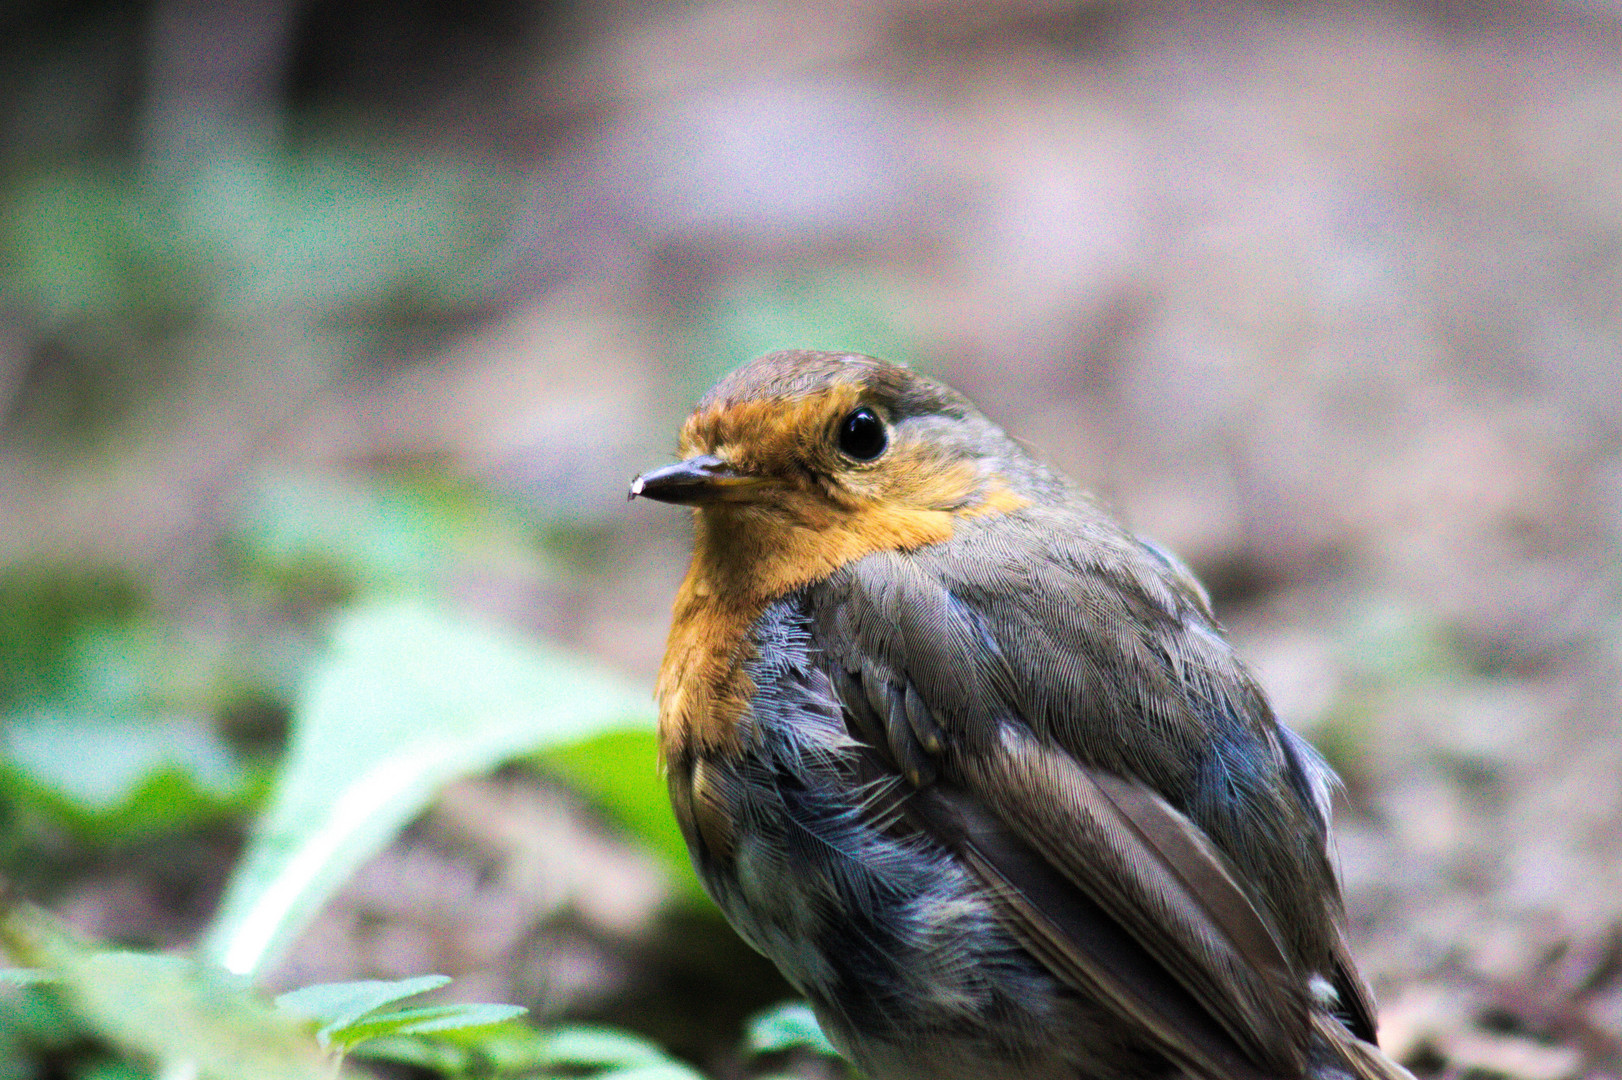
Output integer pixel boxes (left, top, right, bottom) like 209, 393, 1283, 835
201, 601, 654, 977
538, 729, 704, 901
343, 1035, 456, 1070
0, 969, 52, 987
745, 1000, 839, 1057
0, 565, 253, 844
590, 1067, 709, 1080
539, 1026, 673, 1068
0, 973, 77, 1051
0, 565, 146, 707
77, 1060, 154, 1080
0, 906, 334, 1080
0, 710, 248, 841
274, 974, 450, 1040
230, 473, 451, 599
537, 1027, 705, 1080
353, 1021, 706, 1079
349, 1020, 536, 1072
322, 1002, 527, 1049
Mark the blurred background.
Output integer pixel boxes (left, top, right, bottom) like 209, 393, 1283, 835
2, 0, 1620, 1077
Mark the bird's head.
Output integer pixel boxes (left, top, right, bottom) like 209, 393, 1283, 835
631, 350, 1034, 599
633, 350, 1027, 516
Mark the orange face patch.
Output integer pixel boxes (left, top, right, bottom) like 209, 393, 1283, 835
679, 386, 864, 484
654, 385, 1028, 765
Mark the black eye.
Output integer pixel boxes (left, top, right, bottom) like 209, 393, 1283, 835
837, 407, 887, 461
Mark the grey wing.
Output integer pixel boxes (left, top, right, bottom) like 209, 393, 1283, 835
804, 538, 1341, 1080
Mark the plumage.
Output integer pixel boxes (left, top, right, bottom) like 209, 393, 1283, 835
634, 349, 1412, 1080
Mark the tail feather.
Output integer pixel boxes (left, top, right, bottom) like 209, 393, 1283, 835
1311, 1014, 1417, 1080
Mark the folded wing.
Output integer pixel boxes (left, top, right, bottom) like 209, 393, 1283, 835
805, 535, 1372, 1080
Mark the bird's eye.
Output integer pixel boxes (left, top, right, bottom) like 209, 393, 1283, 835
837, 407, 888, 461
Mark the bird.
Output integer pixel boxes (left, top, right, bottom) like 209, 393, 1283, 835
630, 349, 1413, 1080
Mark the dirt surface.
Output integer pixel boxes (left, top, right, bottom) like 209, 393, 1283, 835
4, 1, 1620, 1077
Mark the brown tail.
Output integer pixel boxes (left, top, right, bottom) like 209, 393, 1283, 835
1312, 1014, 1417, 1080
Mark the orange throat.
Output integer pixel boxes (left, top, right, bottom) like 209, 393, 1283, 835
654, 483, 1027, 764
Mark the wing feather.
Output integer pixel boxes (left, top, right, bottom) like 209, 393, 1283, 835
958, 722, 1307, 1074
804, 538, 1356, 1078
900, 781, 1278, 1080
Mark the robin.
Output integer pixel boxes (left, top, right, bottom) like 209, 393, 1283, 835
631, 350, 1412, 1080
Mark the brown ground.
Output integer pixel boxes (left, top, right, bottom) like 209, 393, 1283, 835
3, 2, 1620, 1077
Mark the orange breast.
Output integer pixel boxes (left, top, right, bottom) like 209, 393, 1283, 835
654, 476, 1029, 764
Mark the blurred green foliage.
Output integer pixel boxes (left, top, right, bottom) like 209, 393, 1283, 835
0, 40, 883, 1078
1, 149, 516, 328
0, 966, 89, 1080
0, 452, 717, 1073
2, 911, 541, 1079
0, 566, 255, 863
0, 567, 146, 708
275, 973, 526, 1052
540, 729, 701, 900
2, 908, 333, 1080
0, 509, 747, 1079
744, 1002, 839, 1058
357, 1019, 711, 1080
677, 271, 918, 402
0, 142, 519, 445
201, 600, 660, 978
227, 471, 512, 604
2, 713, 248, 841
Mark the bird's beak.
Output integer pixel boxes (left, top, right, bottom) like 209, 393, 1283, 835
629, 454, 762, 505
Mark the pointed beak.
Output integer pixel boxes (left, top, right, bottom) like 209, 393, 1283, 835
629, 454, 761, 505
